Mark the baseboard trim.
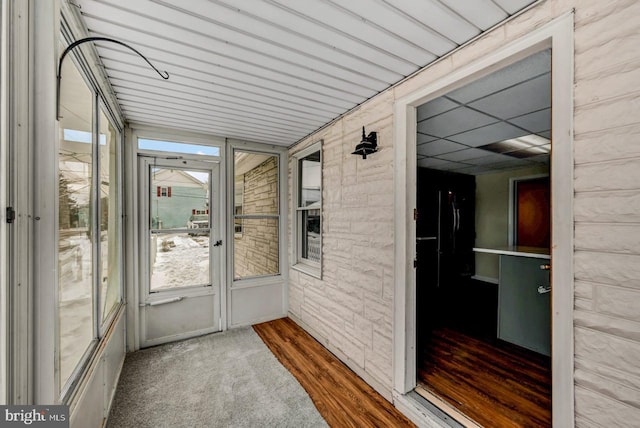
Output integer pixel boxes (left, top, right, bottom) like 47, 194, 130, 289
287, 312, 393, 402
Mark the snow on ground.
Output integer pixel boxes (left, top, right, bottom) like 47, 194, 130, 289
58, 232, 94, 386
151, 233, 210, 290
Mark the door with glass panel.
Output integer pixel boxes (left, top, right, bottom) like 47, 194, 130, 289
139, 157, 221, 347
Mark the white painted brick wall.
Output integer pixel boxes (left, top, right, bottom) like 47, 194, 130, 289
288, 0, 640, 424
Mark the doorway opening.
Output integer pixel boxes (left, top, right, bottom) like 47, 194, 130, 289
414, 49, 552, 426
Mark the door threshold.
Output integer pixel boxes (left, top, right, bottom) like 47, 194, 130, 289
415, 385, 483, 428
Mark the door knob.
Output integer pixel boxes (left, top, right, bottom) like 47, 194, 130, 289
540, 264, 551, 270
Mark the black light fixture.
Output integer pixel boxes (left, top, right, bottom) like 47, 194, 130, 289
352, 126, 378, 159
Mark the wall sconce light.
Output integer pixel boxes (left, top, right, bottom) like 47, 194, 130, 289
352, 126, 378, 159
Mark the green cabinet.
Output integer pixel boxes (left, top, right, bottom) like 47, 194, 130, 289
498, 255, 551, 356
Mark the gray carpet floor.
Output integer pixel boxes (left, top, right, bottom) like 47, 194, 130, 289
106, 327, 328, 428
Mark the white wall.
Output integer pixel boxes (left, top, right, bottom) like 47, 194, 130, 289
288, 0, 640, 424
475, 164, 548, 280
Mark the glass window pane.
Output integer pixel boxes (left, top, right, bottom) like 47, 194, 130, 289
99, 109, 121, 322
58, 56, 94, 388
150, 168, 210, 230
299, 151, 321, 207
301, 209, 321, 262
234, 152, 278, 215
150, 232, 210, 290
234, 218, 279, 279
138, 138, 220, 156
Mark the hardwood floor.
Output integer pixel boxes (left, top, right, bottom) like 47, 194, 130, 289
418, 327, 552, 428
253, 317, 415, 428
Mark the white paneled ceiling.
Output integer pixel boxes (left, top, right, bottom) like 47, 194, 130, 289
416, 49, 551, 175
73, 0, 537, 146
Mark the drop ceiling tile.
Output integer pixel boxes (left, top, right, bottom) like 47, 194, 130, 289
417, 97, 459, 121
527, 154, 551, 164
482, 159, 532, 172
469, 73, 551, 119
538, 130, 551, 139
450, 165, 496, 175
417, 139, 467, 156
437, 148, 492, 162
508, 108, 551, 133
417, 132, 439, 144
417, 107, 498, 138
466, 153, 516, 166
448, 121, 528, 147
417, 157, 467, 169
446, 49, 550, 103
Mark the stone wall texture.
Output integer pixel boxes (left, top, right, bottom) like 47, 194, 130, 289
234, 157, 279, 279
287, 0, 640, 425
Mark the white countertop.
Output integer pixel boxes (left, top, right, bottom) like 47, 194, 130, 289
473, 246, 551, 260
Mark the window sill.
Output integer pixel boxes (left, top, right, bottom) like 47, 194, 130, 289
292, 262, 321, 280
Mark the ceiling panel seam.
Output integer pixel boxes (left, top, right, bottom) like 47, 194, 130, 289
109, 83, 327, 126
432, 0, 483, 32
85, 1, 393, 87
150, 0, 404, 82
105, 70, 343, 116
213, 0, 422, 70
263, 0, 439, 63
120, 103, 307, 137
90, 36, 369, 100
125, 114, 294, 144
158, 0, 420, 73
320, 0, 438, 57
116, 97, 316, 131
288, 0, 545, 149
103, 61, 352, 112
108, 79, 335, 123
114, 92, 323, 128
83, 15, 381, 93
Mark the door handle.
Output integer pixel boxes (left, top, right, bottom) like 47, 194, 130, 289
537, 285, 551, 294
213, 240, 222, 247
140, 296, 184, 307
540, 264, 551, 270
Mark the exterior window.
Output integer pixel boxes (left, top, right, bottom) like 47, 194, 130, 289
234, 180, 243, 236
57, 48, 123, 395
157, 186, 171, 197
99, 107, 122, 323
58, 53, 95, 390
233, 151, 280, 280
293, 142, 322, 274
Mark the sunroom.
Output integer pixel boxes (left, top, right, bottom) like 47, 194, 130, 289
2, 0, 640, 427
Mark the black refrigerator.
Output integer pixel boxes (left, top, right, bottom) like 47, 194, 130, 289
416, 168, 475, 336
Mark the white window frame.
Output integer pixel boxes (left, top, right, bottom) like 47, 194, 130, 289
291, 141, 322, 278
55, 17, 125, 403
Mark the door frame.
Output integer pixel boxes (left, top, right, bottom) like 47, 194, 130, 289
126, 126, 227, 351
392, 13, 574, 427
137, 156, 222, 347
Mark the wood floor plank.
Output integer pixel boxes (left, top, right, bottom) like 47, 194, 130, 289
418, 327, 551, 428
254, 318, 415, 428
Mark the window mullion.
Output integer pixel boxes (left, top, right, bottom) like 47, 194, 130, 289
92, 92, 100, 341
